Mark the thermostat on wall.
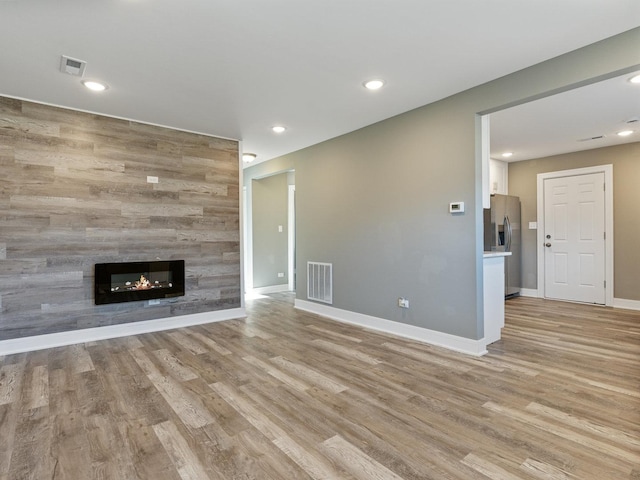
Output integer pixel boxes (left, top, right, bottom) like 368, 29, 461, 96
449, 202, 465, 213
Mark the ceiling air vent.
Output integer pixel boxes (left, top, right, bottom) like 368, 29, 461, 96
577, 135, 605, 143
60, 55, 86, 76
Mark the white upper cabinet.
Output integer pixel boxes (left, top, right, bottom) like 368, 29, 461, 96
489, 158, 508, 195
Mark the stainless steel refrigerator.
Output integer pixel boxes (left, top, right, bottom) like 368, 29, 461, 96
484, 194, 521, 297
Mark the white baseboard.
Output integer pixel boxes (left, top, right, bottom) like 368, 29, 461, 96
250, 284, 290, 295
519, 288, 539, 298
517, 290, 639, 311
613, 298, 640, 311
0, 308, 246, 356
295, 299, 488, 356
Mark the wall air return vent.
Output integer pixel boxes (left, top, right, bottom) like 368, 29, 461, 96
307, 261, 332, 304
60, 55, 86, 77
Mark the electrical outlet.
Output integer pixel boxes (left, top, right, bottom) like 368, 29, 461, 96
277, 272, 284, 278
398, 297, 409, 309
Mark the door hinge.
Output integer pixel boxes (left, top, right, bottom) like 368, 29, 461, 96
604, 232, 606, 240
603, 183, 606, 191
604, 280, 606, 288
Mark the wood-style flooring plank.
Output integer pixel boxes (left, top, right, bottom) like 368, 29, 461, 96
0, 293, 638, 479
153, 420, 213, 480
321, 434, 405, 480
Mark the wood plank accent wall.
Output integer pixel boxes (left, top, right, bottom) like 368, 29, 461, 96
0, 97, 241, 340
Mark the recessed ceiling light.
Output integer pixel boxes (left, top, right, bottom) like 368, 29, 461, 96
272, 126, 286, 133
363, 79, 385, 90
501, 152, 513, 158
81, 80, 108, 92
242, 153, 257, 163
629, 74, 640, 84
617, 130, 634, 137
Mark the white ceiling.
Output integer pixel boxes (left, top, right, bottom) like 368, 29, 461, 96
0, 1, 638, 167
490, 70, 640, 162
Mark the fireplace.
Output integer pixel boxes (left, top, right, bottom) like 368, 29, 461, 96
95, 260, 185, 305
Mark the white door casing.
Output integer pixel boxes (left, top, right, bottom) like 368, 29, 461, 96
288, 184, 296, 291
537, 165, 613, 305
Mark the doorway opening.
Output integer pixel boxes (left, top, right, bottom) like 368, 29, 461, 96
244, 170, 296, 296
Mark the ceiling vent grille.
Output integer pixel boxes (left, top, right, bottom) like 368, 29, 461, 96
577, 135, 605, 142
60, 55, 86, 77
307, 262, 332, 304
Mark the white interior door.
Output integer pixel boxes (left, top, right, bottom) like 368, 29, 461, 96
543, 172, 605, 304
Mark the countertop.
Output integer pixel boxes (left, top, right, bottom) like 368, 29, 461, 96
483, 251, 513, 258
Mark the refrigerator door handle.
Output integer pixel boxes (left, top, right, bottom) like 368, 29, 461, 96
505, 215, 512, 252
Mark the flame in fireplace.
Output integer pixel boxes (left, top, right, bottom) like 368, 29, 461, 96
134, 274, 151, 290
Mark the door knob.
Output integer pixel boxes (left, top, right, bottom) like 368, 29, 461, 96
545, 243, 552, 247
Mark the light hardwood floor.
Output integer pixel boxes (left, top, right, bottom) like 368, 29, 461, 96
1, 294, 638, 479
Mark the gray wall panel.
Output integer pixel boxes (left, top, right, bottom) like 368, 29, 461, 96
508, 142, 640, 300
0, 98, 241, 340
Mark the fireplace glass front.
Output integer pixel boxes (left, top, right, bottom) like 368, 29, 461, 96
95, 260, 185, 305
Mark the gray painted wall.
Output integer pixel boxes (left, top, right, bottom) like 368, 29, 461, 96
508, 142, 640, 300
252, 173, 289, 288
295, 110, 481, 338
247, 28, 640, 341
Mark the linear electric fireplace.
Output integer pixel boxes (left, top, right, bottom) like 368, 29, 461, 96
95, 260, 185, 305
